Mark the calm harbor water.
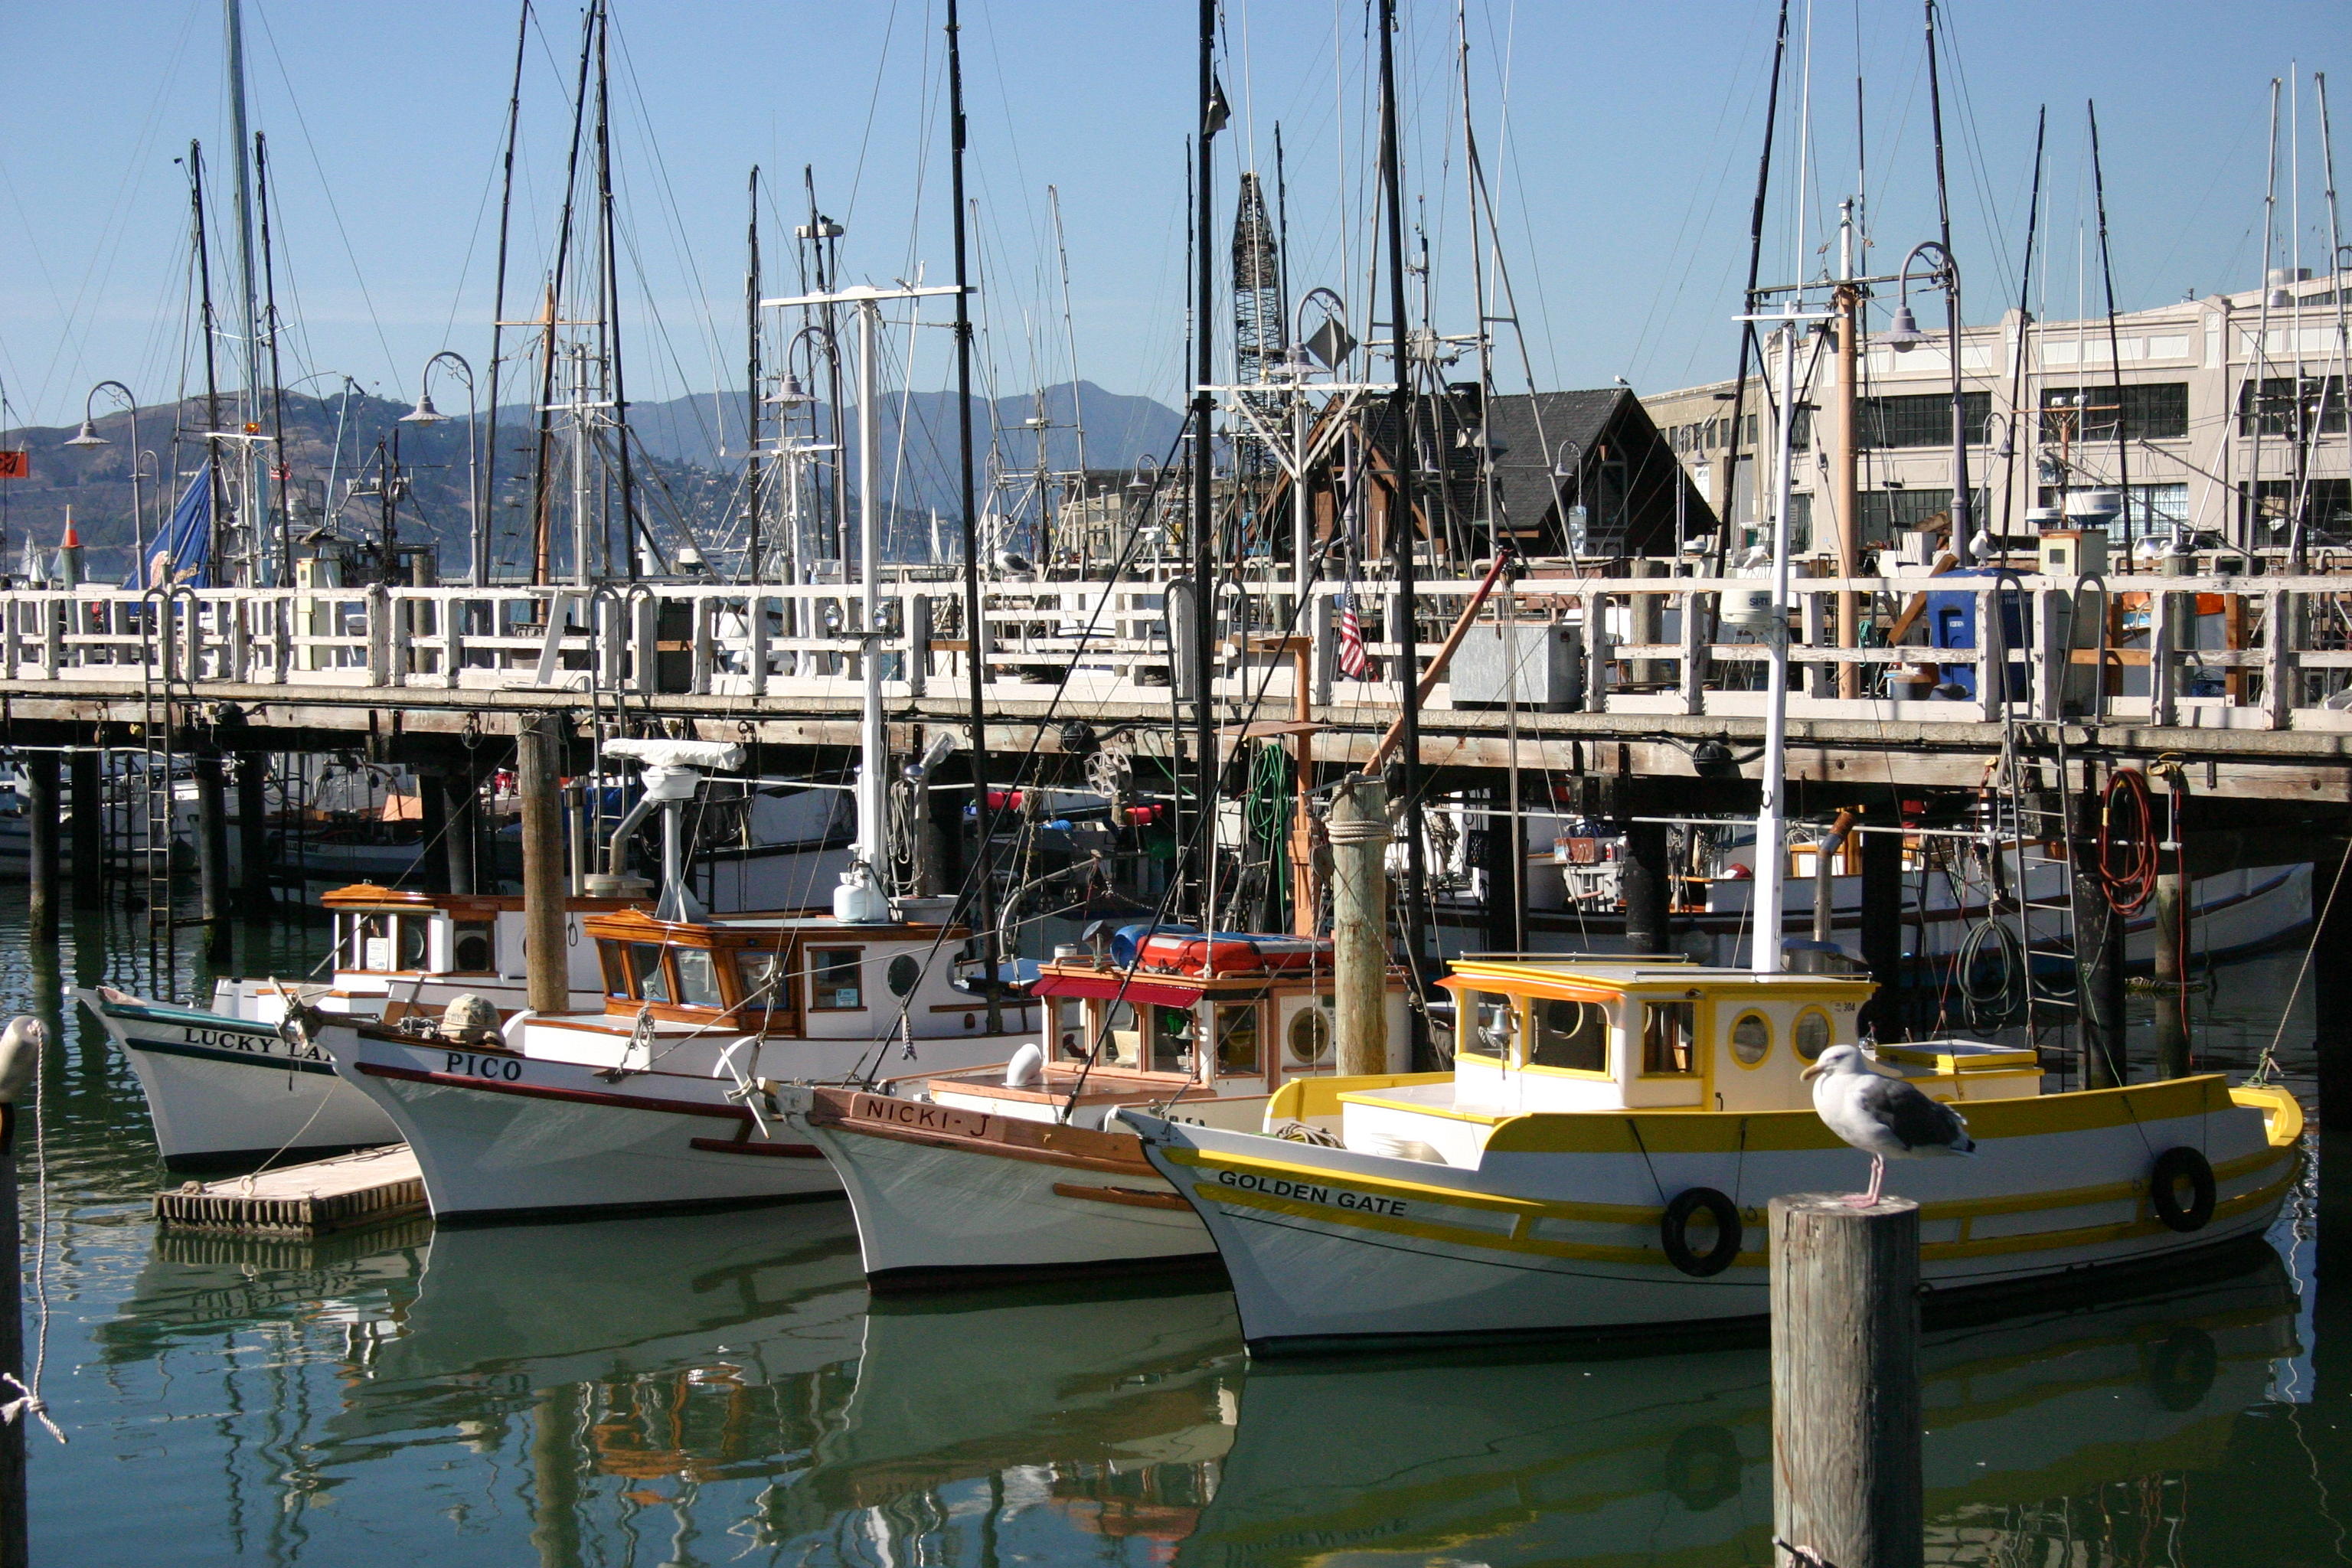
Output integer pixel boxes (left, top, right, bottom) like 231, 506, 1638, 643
7, 898, 2349, 1566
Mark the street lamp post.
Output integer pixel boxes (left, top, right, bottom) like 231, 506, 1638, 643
1880, 241, 1974, 563
401, 352, 482, 585
64, 381, 145, 580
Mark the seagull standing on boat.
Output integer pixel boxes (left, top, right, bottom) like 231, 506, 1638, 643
1801, 1043, 1975, 1207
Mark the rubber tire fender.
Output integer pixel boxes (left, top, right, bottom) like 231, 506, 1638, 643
1660, 1187, 1744, 1277
2149, 1145, 2216, 1233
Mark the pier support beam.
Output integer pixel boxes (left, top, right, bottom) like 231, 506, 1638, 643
1771, 1194, 1922, 1568
442, 769, 481, 897
1858, 814, 1904, 1040
518, 715, 570, 1015
70, 750, 103, 906
417, 776, 450, 894
194, 753, 230, 959
1329, 776, 1392, 1076
2152, 866, 2190, 1079
236, 755, 273, 920
2072, 786, 2128, 1089
1622, 818, 1670, 956
23, 752, 58, 943
2316, 844, 2352, 1132
1479, 784, 1519, 953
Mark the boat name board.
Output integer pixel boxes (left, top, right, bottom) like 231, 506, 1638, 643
177, 1024, 325, 1063
442, 1050, 525, 1083
1211, 1167, 1409, 1217
850, 1093, 992, 1140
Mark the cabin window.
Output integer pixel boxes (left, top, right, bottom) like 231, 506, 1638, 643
598, 942, 630, 998
810, 949, 863, 1010
1104, 1000, 1141, 1067
1530, 998, 1609, 1073
737, 950, 785, 1007
1460, 991, 1520, 1061
1054, 998, 1089, 1060
358, 913, 394, 971
1151, 1006, 1196, 1074
1730, 1011, 1772, 1067
1642, 1001, 1697, 1075
1215, 1003, 1262, 1076
1287, 1005, 1333, 1067
887, 954, 922, 998
452, 920, 495, 973
1793, 1008, 1831, 1062
673, 949, 724, 1009
397, 917, 429, 972
627, 943, 671, 1004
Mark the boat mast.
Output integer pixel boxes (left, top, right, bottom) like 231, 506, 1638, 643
1377, 0, 1430, 1012
746, 166, 763, 583
223, 0, 265, 583
1750, 317, 1802, 976
948, 0, 1003, 1027
1191, 0, 1219, 930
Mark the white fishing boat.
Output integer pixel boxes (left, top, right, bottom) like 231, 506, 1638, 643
1128, 952, 2302, 1354
789, 932, 1413, 1285
76, 887, 642, 1168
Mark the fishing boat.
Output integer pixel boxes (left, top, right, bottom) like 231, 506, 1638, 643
789, 930, 1412, 1285
76, 885, 645, 1168
1126, 956, 2302, 1354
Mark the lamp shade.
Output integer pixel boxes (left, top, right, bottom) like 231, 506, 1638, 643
1880, 304, 1929, 352
64, 418, 108, 449
400, 390, 446, 423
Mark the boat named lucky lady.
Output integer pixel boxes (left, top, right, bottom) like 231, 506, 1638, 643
1127, 954, 2303, 1354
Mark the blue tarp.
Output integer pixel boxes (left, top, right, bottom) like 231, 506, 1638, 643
128, 466, 212, 589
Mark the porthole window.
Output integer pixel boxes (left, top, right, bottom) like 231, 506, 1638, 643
1287, 1006, 1333, 1066
887, 954, 922, 998
1730, 1012, 1771, 1067
1793, 1009, 1831, 1063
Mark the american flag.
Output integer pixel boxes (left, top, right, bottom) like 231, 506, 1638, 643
1337, 592, 1369, 679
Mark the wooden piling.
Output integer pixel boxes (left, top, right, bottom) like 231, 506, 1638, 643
441, 768, 480, 897
518, 714, 570, 1014
2071, 785, 2127, 1089
235, 753, 273, 920
417, 775, 451, 894
1, 1102, 24, 1568
194, 752, 230, 959
22, 753, 58, 942
2153, 869, 2190, 1079
1858, 814, 1904, 1037
1328, 775, 1390, 1075
69, 749, 103, 906
1622, 818, 1670, 956
1770, 1194, 1922, 1568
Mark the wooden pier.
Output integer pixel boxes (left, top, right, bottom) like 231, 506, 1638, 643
153, 1145, 426, 1237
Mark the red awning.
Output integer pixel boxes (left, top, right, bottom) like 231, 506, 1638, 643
1030, 972, 1205, 1009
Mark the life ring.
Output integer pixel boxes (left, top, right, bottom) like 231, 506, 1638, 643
2140, 1325, 2220, 1412
2149, 1146, 2216, 1233
1661, 1187, 1744, 1277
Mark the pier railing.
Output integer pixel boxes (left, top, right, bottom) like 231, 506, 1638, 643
4, 573, 2347, 732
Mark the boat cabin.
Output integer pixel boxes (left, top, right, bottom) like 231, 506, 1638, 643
581, 907, 1037, 1039
1301, 957, 2040, 1166
900, 952, 1414, 1132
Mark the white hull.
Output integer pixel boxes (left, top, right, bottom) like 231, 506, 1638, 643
325, 1024, 1033, 1222
804, 1112, 1213, 1282
1131, 1080, 2298, 1352
77, 988, 399, 1167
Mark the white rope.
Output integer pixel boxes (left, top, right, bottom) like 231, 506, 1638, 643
10, 1027, 66, 1445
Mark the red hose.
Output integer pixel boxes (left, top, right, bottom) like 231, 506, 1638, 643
2095, 769, 2158, 916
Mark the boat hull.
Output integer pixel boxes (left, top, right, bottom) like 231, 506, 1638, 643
799, 1088, 1214, 1284
76, 988, 399, 1168
1129, 1077, 2303, 1354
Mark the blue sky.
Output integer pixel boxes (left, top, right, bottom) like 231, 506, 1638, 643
1, 1, 2343, 430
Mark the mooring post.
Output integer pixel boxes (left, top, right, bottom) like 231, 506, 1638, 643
2315, 843, 2352, 1131
235, 754, 273, 920
1622, 817, 1670, 956
1328, 775, 1391, 1075
69, 750, 103, 906
518, 714, 570, 1015
2152, 864, 2190, 1080
23, 753, 59, 942
193, 750, 227, 916
1771, 1194, 1923, 1568
442, 768, 480, 897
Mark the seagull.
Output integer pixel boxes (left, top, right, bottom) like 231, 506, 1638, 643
1801, 1042, 1975, 1207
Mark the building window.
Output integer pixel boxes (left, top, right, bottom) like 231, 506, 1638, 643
1530, 998, 1608, 1073
2236, 375, 2349, 437
1858, 487, 1991, 547
1859, 391, 1991, 449
2245, 479, 2352, 544
2040, 381, 2188, 442
1215, 1003, 1262, 1075
809, 948, 862, 1010
1642, 1001, 1697, 1075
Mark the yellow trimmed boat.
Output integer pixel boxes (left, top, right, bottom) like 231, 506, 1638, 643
1125, 956, 2303, 1354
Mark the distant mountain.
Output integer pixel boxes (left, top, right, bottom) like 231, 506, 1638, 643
0, 379, 1182, 581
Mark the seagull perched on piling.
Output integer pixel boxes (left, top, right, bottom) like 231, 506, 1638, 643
1801, 1043, 1975, 1207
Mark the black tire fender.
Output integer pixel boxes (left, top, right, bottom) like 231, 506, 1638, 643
1661, 1187, 1744, 1277
2149, 1145, 2216, 1233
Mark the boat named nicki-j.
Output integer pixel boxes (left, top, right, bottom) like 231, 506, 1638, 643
1125, 954, 2303, 1354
